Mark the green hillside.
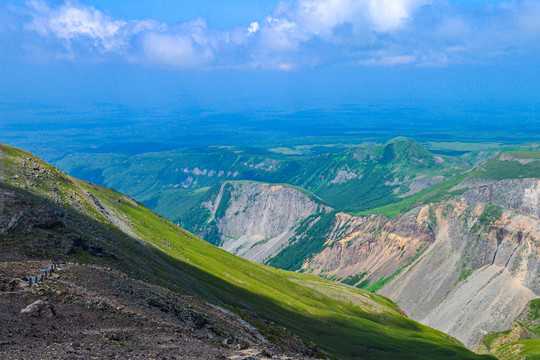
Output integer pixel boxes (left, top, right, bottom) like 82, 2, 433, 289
0, 142, 494, 360
55, 138, 468, 217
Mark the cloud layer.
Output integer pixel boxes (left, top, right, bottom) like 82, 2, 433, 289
6, 0, 540, 69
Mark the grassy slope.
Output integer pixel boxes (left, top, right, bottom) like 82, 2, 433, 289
0, 143, 493, 360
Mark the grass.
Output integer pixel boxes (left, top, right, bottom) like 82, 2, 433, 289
472, 151, 540, 180
364, 247, 428, 293
341, 272, 367, 286
366, 269, 403, 293
356, 149, 540, 218
478, 204, 503, 225
457, 261, 473, 283
354, 173, 469, 217
492, 339, 540, 360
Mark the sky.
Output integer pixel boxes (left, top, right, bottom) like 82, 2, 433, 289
0, 0, 540, 126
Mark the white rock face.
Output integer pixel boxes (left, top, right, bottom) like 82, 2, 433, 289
207, 182, 329, 262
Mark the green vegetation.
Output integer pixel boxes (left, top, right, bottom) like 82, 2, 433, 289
458, 261, 473, 283
360, 246, 428, 293
266, 211, 337, 271
478, 204, 503, 225
356, 278, 372, 289
0, 142, 496, 359
55, 138, 469, 218
342, 272, 367, 286
356, 149, 540, 218
472, 151, 540, 180
366, 267, 405, 293
355, 173, 469, 217
215, 182, 233, 219
528, 299, 540, 324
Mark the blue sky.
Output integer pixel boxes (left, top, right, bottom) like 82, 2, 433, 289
0, 0, 539, 118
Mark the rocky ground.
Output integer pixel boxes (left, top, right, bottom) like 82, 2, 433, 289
0, 260, 320, 360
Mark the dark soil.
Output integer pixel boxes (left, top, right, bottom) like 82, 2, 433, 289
0, 262, 317, 360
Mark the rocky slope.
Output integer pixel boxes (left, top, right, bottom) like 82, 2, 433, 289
476, 298, 539, 359
47, 139, 540, 356
1, 261, 301, 360
297, 178, 540, 349
166, 156, 539, 351
113, 147, 538, 353
193, 173, 540, 351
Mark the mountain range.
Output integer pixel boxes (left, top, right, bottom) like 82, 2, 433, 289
52, 138, 540, 359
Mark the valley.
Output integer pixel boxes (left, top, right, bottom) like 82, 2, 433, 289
52, 138, 540, 359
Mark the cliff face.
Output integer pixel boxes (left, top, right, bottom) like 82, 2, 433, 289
300, 178, 540, 349
203, 182, 329, 262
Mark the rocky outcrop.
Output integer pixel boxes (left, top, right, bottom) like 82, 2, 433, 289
476, 298, 540, 358
303, 210, 434, 284
461, 178, 540, 218
380, 202, 539, 347
20, 300, 57, 318
299, 179, 540, 349
186, 175, 540, 350
204, 182, 329, 262
199, 177, 538, 349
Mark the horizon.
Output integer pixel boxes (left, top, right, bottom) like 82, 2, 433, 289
1, 0, 540, 158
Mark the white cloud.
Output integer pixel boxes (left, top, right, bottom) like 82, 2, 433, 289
141, 19, 216, 67
24, 1, 217, 65
368, 0, 428, 32
142, 32, 212, 67
278, 0, 428, 36
259, 16, 307, 50
16, 0, 540, 69
27, 0, 129, 51
247, 21, 259, 34
361, 54, 417, 66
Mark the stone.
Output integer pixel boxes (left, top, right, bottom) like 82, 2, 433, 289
222, 336, 234, 345
235, 338, 249, 350
20, 300, 57, 318
105, 333, 120, 342
182, 309, 207, 329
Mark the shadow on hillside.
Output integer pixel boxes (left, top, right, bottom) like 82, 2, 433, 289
0, 182, 495, 360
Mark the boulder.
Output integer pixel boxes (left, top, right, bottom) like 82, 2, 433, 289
20, 300, 57, 318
